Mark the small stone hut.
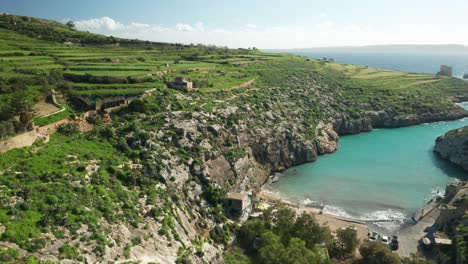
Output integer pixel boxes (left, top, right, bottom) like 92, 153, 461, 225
225, 192, 250, 212
166, 77, 193, 92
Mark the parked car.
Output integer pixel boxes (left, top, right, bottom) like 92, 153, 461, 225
381, 235, 391, 245
421, 237, 432, 248
391, 235, 399, 250
369, 231, 380, 241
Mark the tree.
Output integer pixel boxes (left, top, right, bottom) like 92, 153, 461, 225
359, 242, 400, 264
270, 207, 296, 245
258, 231, 285, 264
292, 212, 333, 249
282, 238, 319, 264
401, 254, 436, 264
66, 21, 75, 30
335, 228, 359, 257
8, 88, 36, 131
0, 121, 15, 138
237, 219, 265, 251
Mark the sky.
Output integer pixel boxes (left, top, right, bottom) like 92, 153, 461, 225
1, 0, 468, 49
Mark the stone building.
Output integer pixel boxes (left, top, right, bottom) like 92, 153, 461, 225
438, 65, 453, 77
225, 192, 250, 213
166, 77, 193, 92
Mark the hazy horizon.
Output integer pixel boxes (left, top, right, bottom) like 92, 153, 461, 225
2, 0, 468, 49
265, 44, 468, 54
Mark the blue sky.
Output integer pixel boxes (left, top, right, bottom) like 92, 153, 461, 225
1, 0, 467, 48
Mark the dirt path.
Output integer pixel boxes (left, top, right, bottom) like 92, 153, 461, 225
39, 103, 66, 118
34, 102, 60, 117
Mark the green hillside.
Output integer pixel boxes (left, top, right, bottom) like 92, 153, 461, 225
0, 14, 468, 263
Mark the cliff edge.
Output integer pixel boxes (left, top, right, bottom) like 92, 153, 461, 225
434, 126, 468, 171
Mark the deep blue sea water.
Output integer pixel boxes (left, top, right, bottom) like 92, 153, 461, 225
293, 51, 468, 78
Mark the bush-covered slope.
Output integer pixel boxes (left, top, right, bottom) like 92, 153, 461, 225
1, 14, 468, 263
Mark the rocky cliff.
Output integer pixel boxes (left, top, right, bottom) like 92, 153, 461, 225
434, 126, 468, 171
3, 60, 468, 263
333, 105, 468, 135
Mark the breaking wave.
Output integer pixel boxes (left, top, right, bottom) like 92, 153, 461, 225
322, 205, 407, 230
322, 205, 354, 219
361, 209, 407, 230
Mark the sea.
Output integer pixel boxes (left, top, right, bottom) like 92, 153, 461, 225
293, 51, 468, 78
267, 51, 468, 230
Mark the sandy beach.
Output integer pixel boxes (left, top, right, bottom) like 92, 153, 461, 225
257, 188, 439, 257
257, 189, 370, 241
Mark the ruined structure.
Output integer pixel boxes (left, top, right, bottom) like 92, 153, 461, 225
73, 95, 141, 112
166, 77, 193, 92
438, 65, 453, 77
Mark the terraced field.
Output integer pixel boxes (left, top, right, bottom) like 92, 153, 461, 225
316, 60, 442, 89
1, 13, 467, 132
0, 17, 276, 129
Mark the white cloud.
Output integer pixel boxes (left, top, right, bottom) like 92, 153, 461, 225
194, 22, 205, 32
128, 22, 150, 29
75, 17, 124, 31
245, 24, 257, 29
73, 17, 468, 49
175, 23, 195, 32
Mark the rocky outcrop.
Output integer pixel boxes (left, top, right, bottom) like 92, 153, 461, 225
333, 114, 372, 135
373, 106, 468, 128
434, 126, 468, 171
333, 106, 468, 135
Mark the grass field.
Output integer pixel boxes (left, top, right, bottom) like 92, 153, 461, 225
1, 14, 468, 128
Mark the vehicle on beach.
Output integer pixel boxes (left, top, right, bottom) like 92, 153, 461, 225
381, 235, 391, 245
391, 235, 399, 250
422, 237, 432, 248
369, 231, 380, 241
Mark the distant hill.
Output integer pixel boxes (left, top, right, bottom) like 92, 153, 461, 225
0, 13, 183, 48
267, 44, 468, 54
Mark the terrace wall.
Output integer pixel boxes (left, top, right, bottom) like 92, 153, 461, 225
0, 119, 69, 154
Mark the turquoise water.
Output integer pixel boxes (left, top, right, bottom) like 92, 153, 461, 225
269, 104, 468, 228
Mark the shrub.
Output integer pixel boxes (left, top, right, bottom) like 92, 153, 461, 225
57, 123, 80, 136
58, 243, 80, 260
128, 99, 147, 113
359, 242, 400, 264
0, 248, 20, 262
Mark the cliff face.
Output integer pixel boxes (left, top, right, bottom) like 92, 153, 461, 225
333, 106, 468, 135
3, 65, 468, 264
434, 126, 468, 171
27, 83, 466, 264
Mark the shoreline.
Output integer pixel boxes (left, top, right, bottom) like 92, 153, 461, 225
256, 104, 468, 227
256, 188, 434, 257
253, 106, 468, 256
257, 189, 371, 241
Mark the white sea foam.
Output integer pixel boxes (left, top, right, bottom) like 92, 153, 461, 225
322, 205, 354, 219
323, 205, 407, 231
428, 186, 445, 200
300, 198, 324, 208
360, 209, 407, 230
302, 198, 314, 205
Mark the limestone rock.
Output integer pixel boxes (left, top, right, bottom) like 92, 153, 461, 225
434, 126, 468, 171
